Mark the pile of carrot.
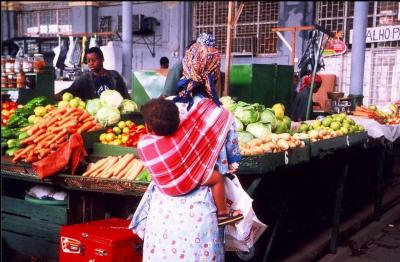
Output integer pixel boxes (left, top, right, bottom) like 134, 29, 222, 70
82, 154, 144, 180
12, 107, 102, 163
353, 106, 385, 124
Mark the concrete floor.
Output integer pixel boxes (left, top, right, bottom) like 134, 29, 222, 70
343, 218, 400, 262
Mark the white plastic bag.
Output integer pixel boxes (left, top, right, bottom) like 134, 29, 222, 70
224, 174, 268, 252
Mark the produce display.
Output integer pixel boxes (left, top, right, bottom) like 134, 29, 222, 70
239, 133, 305, 156
1, 101, 18, 126
353, 104, 399, 125
98, 120, 147, 146
295, 113, 365, 142
11, 107, 102, 163
1, 97, 49, 156
85, 90, 139, 127
82, 153, 150, 181
220, 96, 292, 144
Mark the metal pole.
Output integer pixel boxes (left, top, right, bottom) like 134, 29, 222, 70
224, 1, 234, 97
305, 31, 323, 120
349, 1, 368, 106
122, 1, 133, 93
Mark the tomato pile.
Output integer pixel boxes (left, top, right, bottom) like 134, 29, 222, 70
99, 120, 147, 147
2, 101, 18, 126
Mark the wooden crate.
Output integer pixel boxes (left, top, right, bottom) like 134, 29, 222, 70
1, 195, 68, 261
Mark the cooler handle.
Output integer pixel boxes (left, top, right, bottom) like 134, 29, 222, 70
133, 243, 143, 253
95, 248, 108, 256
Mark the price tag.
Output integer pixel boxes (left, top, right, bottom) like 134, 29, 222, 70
346, 136, 350, 146
285, 151, 289, 165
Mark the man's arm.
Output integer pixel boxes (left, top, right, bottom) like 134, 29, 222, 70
115, 73, 131, 100
161, 61, 183, 97
54, 79, 81, 101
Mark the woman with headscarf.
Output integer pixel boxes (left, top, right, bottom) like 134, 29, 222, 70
290, 74, 323, 121
130, 33, 241, 262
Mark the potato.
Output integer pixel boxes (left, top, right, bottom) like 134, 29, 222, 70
289, 141, 297, 149
277, 139, 289, 151
248, 138, 263, 147
250, 146, 264, 155
277, 133, 291, 141
261, 136, 272, 143
261, 144, 273, 153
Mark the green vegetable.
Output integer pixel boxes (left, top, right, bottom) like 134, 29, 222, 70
25, 96, 47, 108
246, 122, 272, 139
100, 90, 124, 108
18, 132, 29, 140
234, 106, 260, 124
119, 99, 138, 114
7, 139, 20, 148
7, 114, 28, 128
237, 131, 255, 144
220, 96, 238, 112
6, 147, 19, 157
136, 168, 151, 182
95, 106, 121, 127
1, 127, 20, 139
260, 109, 277, 129
234, 117, 244, 132
86, 99, 104, 116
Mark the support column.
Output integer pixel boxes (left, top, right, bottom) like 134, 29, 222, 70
349, 1, 368, 107
122, 1, 133, 93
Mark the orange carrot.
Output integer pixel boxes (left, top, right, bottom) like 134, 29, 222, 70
25, 155, 38, 163
52, 120, 78, 133
13, 145, 35, 163
78, 112, 91, 122
82, 116, 95, 123
77, 121, 96, 134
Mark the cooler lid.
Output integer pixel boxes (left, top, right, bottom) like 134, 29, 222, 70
62, 218, 139, 245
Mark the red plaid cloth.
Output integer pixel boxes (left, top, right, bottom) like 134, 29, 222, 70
137, 98, 233, 196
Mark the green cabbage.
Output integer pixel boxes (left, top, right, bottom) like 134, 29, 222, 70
119, 99, 138, 114
234, 117, 244, 131
96, 106, 121, 127
234, 106, 260, 124
100, 90, 124, 108
220, 96, 237, 112
237, 131, 255, 144
85, 99, 103, 116
246, 122, 272, 138
260, 109, 277, 129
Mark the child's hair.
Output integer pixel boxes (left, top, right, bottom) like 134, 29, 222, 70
141, 98, 180, 136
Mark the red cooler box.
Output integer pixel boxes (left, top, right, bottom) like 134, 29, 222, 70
59, 218, 143, 262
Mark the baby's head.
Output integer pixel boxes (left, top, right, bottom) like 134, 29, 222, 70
141, 98, 180, 136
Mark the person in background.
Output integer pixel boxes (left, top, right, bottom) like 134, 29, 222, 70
55, 47, 130, 101
159, 57, 169, 69
161, 41, 196, 97
289, 73, 300, 115
155, 56, 170, 77
290, 74, 322, 121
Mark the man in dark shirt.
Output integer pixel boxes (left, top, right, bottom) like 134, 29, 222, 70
290, 74, 322, 121
55, 47, 131, 101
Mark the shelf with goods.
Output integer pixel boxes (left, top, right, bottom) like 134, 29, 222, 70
1, 67, 55, 105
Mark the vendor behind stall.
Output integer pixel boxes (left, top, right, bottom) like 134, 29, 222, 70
55, 47, 131, 101
290, 74, 322, 121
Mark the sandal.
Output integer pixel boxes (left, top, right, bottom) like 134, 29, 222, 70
217, 210, 244, 226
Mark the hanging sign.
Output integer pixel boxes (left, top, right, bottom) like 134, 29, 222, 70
322, 31, 347, 57
349, 25, 400, 44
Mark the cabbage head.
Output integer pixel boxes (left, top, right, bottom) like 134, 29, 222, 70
220, 96, 237, 112
237, 131, 255, 144
234, 117, 244, 131
96, 106, 121, 127
119, 99, 138, 114
234, 106, 260, 124
100, 90, 124, 108
260, 109, 277, 129
85, 99, 103, 116
246, 122, 272, 139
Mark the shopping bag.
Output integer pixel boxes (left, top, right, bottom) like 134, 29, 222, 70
224, 174, 268, 252
32, 133, 87, 179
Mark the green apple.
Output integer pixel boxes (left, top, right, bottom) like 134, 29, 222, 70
28, 115, 36, 124
330, 121, 341, 131
62, 92, 74, 102
117, 121, 126, 129
311, 120, 321, 129
322, 118, 333, 127
69, 98, 80, 108
113, 126, 122, 135
340, 126, 349, 135
34, 106, 47, 117
58, 101, 69, 108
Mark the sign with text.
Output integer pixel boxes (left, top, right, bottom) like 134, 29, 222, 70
350, 25, 400, 44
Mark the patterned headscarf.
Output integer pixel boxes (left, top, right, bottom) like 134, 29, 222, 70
196, 32, 216, 47
299, 74, 322, 92
173, 41, 221, 110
